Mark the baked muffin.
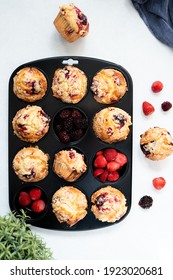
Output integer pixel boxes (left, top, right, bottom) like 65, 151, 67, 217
90, 69, 128, 104
53, 148, 87, 182
12, 146, 49, 182
52, 66, 87, 103
140, 127, 173, 160
13, 67, 47, 102
53, 3, 89, 42
12, 105, 51, 143
91, 186, 127, 223
52, 186, 88, 227
93, 107, 132, 144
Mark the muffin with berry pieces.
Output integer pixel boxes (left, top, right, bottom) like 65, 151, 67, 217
91, 186, 127, 223
53, 3, 89, 42
140, 127, 173, 160
12, 146, 49, 182
12, 105, 51, 143
52, 186, 88, 227
13, 67, 47, 102
93, 107, 132, 144
52, 66, 87, 104
91, 69, 128, 104
53, 148, 87, 182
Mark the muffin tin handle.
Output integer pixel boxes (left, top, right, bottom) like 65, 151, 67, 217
62, 58, 79, 66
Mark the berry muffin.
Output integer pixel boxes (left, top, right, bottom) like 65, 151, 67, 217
53, 3, 89, 42
13, 67, 47, 102
12, 146, 49, 182
53, 148, 87, 182
93, 107, 132, 144
12, 105, 51, 143
91, 69, 128, 104
52, 66, 87, 104
52, 186, 88, 227
91, 186, 127, 223
140, 127, 173, 160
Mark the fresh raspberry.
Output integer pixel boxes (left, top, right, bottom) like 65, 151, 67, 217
31, 199, 46, 213
142, 101, 155, 116
94, 155, 107, 168
161, 101, 172, 112
107, 161, 121, 172
152, 177, 166, 190
107, 171, 119, 182
99, 170, 108, 182
93, 168, 104, 177
151, 81, 163, 93
103, 148, 117, 162
115, 152, 127, 167
138, 196, 153, 209
29, 188, 42, 200
18, 191, 31, 207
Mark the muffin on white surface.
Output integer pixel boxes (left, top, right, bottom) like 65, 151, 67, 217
12, 105, 50, 143
140, 127, 173, 160
52, 186, 88, 227
53, 3, 89, 42
93, 107, 132, 144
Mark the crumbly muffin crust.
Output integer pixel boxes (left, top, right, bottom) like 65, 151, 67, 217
52, 66, 87, 103
12, 105, 50, 143
91, 68, 128, 104
13, 67, 47, 102
53, 148, 87, 182
93, 107, 132, 144
12, 146, 49, 182
140, 127, 173, 160
91, 186, 127, 223
52, 186, 88, 227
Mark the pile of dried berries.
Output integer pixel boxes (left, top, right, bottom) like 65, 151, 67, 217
54, 108, 88, 143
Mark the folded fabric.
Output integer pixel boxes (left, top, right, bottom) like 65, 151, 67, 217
131, 0, 173, 48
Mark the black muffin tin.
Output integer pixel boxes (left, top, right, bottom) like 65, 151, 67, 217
8, 56, 133, 230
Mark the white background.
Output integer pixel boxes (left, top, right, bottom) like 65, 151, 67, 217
0, 0, 173, 261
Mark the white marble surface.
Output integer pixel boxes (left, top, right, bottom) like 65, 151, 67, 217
0, 0, 173, 260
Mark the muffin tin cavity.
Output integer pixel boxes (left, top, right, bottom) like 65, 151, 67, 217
53, 106, 89, 144
9, 56, 133, 230
13, 185, 48, 221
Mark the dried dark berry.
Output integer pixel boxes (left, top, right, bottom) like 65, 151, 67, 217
58, 130, 70, 143
63, 117, 73, 132
70, 129, 84, 141
78, 13, 88, 25
71, 109, 82, 119
161, 101, 172, 112
138, 195, 153, 209
59, 109, 71, 119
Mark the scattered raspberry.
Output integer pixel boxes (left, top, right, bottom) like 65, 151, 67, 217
29, 188, 42, 200
31, 199, 46, 213
151, 81, 163, 93
142, 101, 155, 116
139, 195, 153, 209
161, 101, 172, 111
152, 177, 166, 190
18, 192, 31, 207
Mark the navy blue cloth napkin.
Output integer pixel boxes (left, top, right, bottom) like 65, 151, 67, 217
131, 0, 173, 48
